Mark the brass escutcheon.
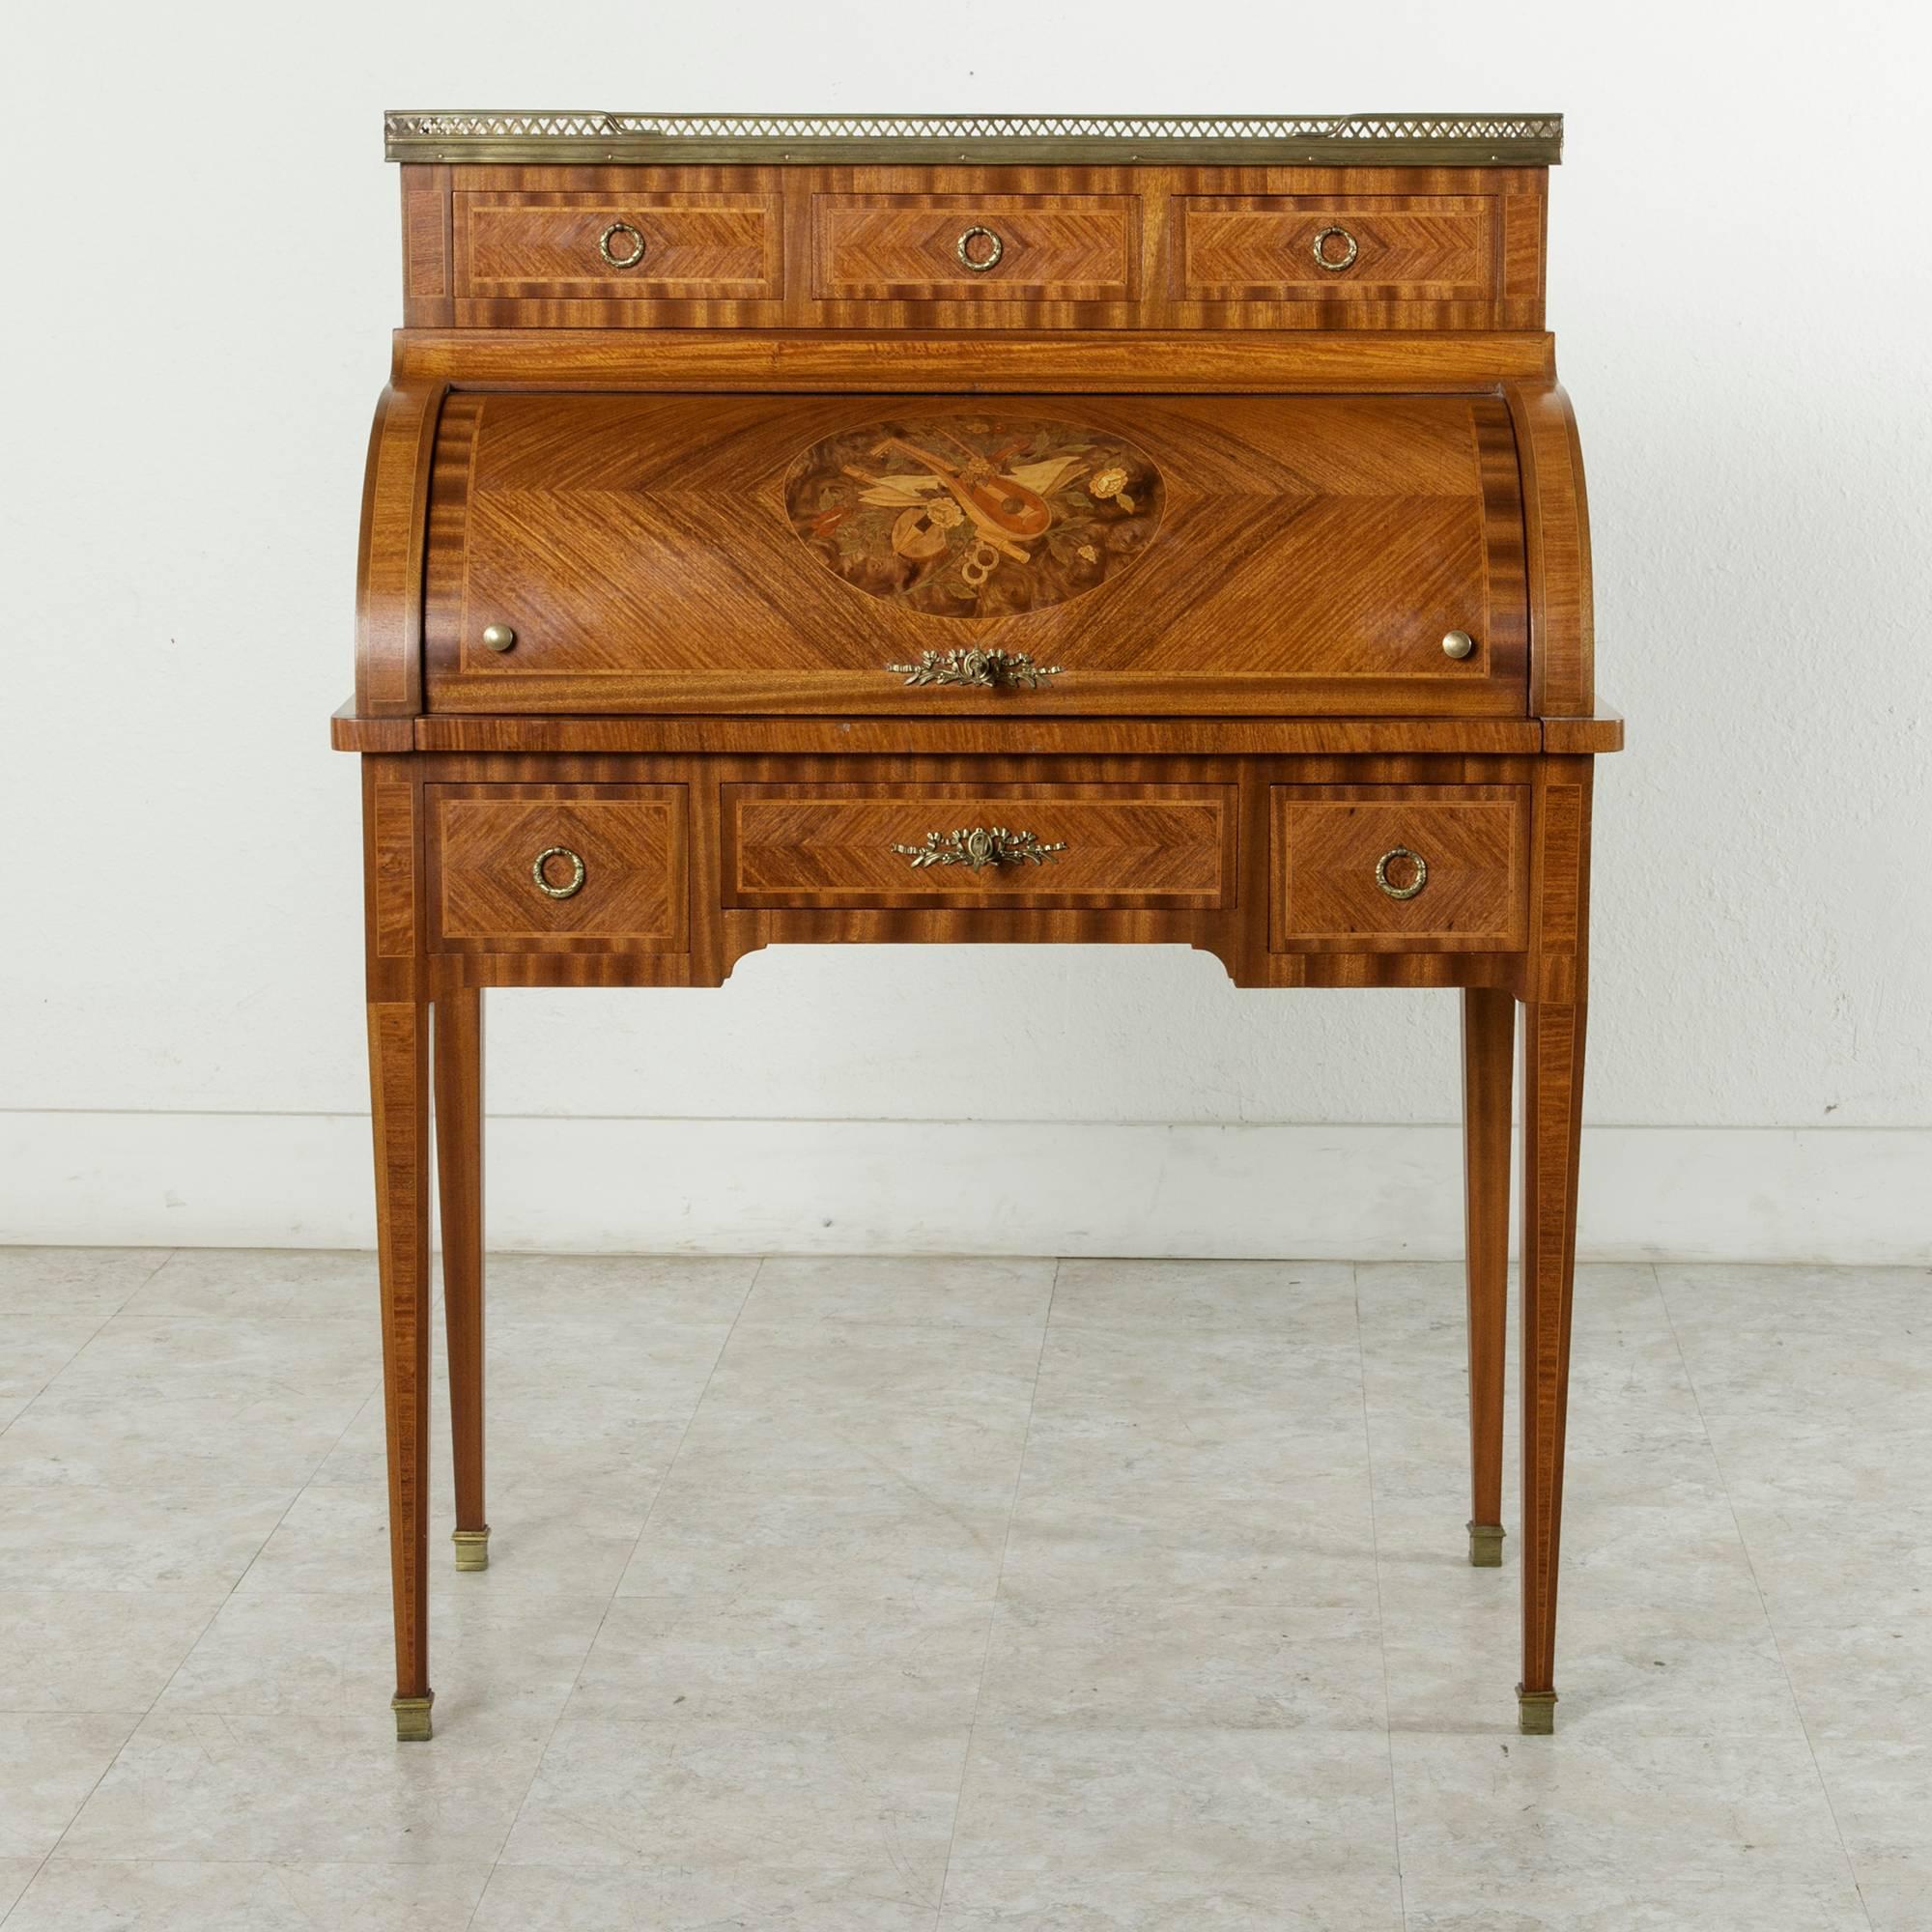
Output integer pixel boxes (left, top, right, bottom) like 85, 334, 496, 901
599, 219, 647, 269
1375, 846, 1428, 900
1312, 223, 1359, 271
531, 845, 586, 899
956, 224, 1005, 272
891, 826, 1067, 871
886, 647, 1061, 689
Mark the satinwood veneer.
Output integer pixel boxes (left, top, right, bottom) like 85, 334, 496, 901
339, 110, 1615, 1743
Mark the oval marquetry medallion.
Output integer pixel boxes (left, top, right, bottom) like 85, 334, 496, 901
782, 414, 1165, 619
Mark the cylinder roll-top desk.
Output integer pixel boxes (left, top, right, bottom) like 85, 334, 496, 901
334, 110, 1620, 1742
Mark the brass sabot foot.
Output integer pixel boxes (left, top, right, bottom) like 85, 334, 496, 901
392, 1691, 434, 1742
1516, 1686, 1557, 1735
452, 1526, 491, 1572
1467, 1521, 1505, 1568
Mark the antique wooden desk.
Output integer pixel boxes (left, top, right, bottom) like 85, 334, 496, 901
334, 110, 1620, 1742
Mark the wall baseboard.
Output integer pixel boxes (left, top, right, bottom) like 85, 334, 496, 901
2, 1110, 1925, 1264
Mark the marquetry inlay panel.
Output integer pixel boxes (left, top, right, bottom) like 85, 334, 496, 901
422, 390, 1526, 716
781, 412, 1165, 618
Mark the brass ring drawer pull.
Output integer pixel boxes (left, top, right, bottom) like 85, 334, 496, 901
599, 220, 647, 269
531, 845, 586, 899
1375, 846, 1429, 901
892, 826, 1066, 871
886, 646, 1061, 689
1311, 223, 1359, 272
956, 224, 1005, 272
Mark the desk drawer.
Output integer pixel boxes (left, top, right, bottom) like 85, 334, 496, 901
453, 190, 783, 299
725, 782, 1232, 909
811, 194, 1138, 300
428, 784, 688, 952
1271, 785, 1526, 951
1174, 194, 1499, 302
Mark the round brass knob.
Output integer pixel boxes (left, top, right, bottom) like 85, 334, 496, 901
1375, 847, 1429, 901
531, 846, 586, 900
956, 225, 1005, 272
599, 220, 646, 270
1441, 629, 1476, 660
1311, 224, 1359, 272
481, 624, 517, 653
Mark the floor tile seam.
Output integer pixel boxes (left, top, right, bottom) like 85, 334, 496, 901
1652, 1262, 1876, 1930
112, 1250, 184, 1313
1386, 1856, 1889, 1889
463, 1863, 502, 1932
479, 1254, 772, 1881
0, 1476, 340, 1493
122, 1367, 400, 1753
15, 1698, 155, 1896
0, 1255, 180, 1446
1350, 1262, 1406, 1922
24, 1852, 497, 1868
0, 1851, 49, 1931
19, 1283, 317, 1777
936, 1257, 1060, 1922
124, 1504, 306, 1759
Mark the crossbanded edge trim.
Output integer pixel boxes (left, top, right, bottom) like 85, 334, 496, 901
383, 111, 1564, 167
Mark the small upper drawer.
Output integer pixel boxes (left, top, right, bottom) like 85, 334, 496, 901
1271, 785, 1526, 952
725, 782, 1232, 909
1174, 194, 1500, 302
452, 191, 783, 298
428, 783, 688, 952
811, 194, 1139, 300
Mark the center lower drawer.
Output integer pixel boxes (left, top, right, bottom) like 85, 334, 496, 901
724, 782, 1234, 909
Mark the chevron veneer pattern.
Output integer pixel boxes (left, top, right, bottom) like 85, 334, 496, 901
429, 784, 687, 951
423, 390, 1524, 716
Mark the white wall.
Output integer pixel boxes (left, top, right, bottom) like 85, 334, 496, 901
4, 1, 1929, 1258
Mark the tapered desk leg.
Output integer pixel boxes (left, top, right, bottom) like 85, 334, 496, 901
1517, 997, 1586, 1735
369, 999, 434, 1741
1461, 986, 1513, 1570
435, 989, 488, 1575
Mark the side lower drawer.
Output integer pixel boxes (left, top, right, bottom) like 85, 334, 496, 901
724, 782, 1232, 909
1270, 784, 1525, 951
428, 784, 688, 952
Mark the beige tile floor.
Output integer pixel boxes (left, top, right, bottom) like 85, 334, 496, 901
0, 1245, 1925, 1930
